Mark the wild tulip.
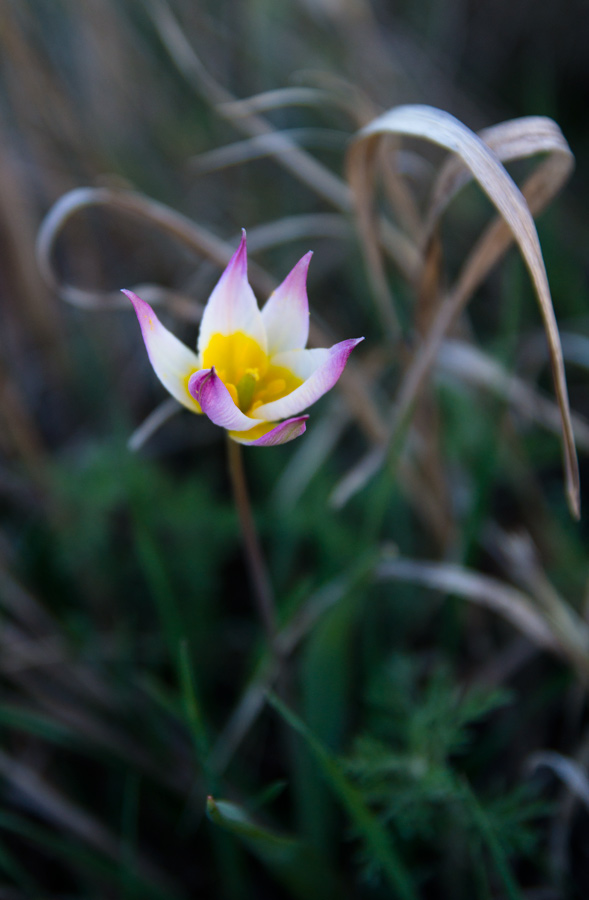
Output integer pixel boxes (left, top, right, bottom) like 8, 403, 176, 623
124, 231, 363, 446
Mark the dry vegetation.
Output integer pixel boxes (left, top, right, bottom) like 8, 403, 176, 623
1, 1, 589, 897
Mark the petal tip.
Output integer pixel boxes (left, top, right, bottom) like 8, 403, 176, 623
232, 414, 309, 446
122, 288, 143, 310
235, 229, 247, 264
124, 289, 160, 333
188, 367, 213, 403
220, 230, 248, 285
189, 367, 257, 432
291, 250, 313, 284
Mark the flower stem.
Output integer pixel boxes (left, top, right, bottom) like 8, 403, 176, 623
226, 437, 277, 647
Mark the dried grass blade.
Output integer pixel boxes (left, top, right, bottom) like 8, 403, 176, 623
189, 130, 348, 175
344, 105, 579, 516
244, 214, 351, 250
528, 752, 589, 812
128, 398, 180, 452
377, 139, 422, 241
219, 87, 337, 117
425, 116, 574, 236
0, 749, 172, 891
146, 0, 420, 277
437, 339, 589, 451
148, 0, 351, 210
483, 526, 589, 679
376, 557, 560, 653
346, 134, 402, 335
521, 331, 589, 373
0, 562, 56, 635
36, 186, 276, 304
0, 748, 117, 857
272, 402, 352, 508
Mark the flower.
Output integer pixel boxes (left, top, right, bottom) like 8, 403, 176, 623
123, 231, 363, 446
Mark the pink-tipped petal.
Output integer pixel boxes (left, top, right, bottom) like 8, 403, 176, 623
261, 252, 312, 354
197, 231, 266, 355
252, 337, 364, 421
229, 416, 309, 446
188, 368, 260, 432
123, 289, 201, 413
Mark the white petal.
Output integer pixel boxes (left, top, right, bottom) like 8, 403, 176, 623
252, 338, 363, 421
261, 252, 311, 354
197, 231, 266, 356
124, 290, 201, 413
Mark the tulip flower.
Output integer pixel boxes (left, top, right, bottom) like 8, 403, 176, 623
123, 231, 363, 446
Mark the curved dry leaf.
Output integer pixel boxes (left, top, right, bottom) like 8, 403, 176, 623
147, 0, 417, 275
343, 105, 579, 517
36, 186, 275, 306
148, 0, 350, 210
482, 525, 589, 679
218, 87, 341, 117
424, 116, 573, 239
377, 139, 423, 242
376, 557, 560, 654
128, 398, 181, 452
528, 751, 589, 812
519, 331, 589, 374
436, 339, 589, 451
244, 213, 352, 251
189, 129, 350, 175
292, 70, 380, 128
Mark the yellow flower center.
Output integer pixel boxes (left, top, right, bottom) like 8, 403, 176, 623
201, 332, 302, 414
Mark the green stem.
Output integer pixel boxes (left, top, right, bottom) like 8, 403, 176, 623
227, 437, 277, 648
460, 777, 525, 900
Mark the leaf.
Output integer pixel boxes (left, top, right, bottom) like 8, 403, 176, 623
206, 796, 341, 900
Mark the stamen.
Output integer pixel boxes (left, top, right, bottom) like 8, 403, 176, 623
236, 372, 258, 412
265, 378, 286, 397
226, 383, 239, 407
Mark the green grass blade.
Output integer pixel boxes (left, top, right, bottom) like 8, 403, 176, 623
207, 796, 341, 900
268, 693, 418, 900
178, 639, 217, 791
132, 520, 186, 665
0, 810, 185, 900
460, 779, 526, 900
